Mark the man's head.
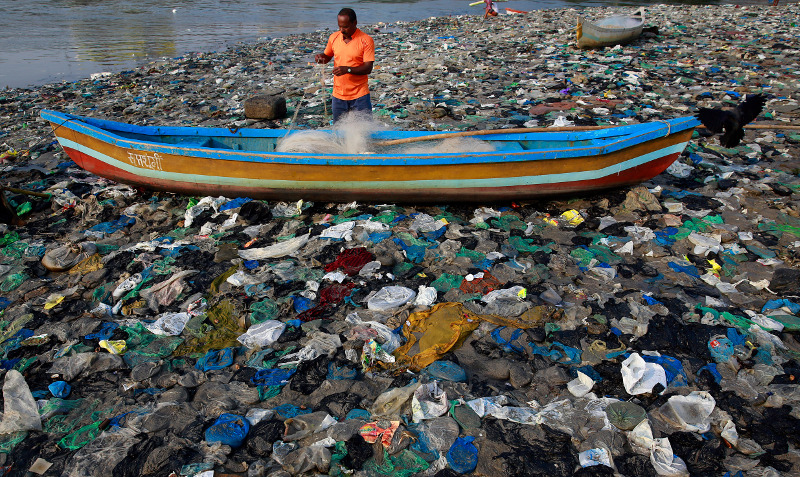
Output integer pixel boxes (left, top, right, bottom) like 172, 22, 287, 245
337, 8, 357, 39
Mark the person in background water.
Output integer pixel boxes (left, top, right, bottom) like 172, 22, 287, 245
484, 0, 499, 18
315, 8, 375, 123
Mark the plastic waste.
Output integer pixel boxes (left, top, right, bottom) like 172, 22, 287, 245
414, 285, 438, 307
411, 381, 449, 422
579, 447, 611, 468
143, 312, 191, 336
621, 353, 667, 395
659, 391, 715, 433
423, 361, 467, 382
367, 286, 416, 311
237, 320, 286, 348
605, 401, 647, 431
370, 381, 420, 418
359, 421, 400, 447
0, 370, 42, 433
238, 233, 310, 260
41, 242, 97, 272
446, 436, 478, 473
205, 413, 250, 447
284, 412, 337, 441
48, 380, 71, 398
567, 370, 595, 397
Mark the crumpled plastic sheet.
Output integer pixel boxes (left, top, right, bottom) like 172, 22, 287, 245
411, 381, 449, 422
0, 370, 42, 433
238, 233, 310, 260
621, 352, 668, 395
237, 320, 286, 349
367, 286, 416, 311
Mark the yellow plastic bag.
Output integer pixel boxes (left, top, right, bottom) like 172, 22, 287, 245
393, 302, 561, 371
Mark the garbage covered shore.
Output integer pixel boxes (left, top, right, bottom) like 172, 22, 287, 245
1, 3, 800, 476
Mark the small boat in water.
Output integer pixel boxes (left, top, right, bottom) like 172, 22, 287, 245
577, 8, 645, 49
40, 109, 698, 203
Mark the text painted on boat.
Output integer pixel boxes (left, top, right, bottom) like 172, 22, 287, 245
126, 151, 163, 171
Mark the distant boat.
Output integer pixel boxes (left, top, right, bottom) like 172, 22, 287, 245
40, 109, 698, 203
505, 8, 528, 14
577, 8, 645, 49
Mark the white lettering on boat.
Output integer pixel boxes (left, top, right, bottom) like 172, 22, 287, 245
126, 151, 164, 171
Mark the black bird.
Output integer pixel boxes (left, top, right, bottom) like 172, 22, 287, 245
695, 93, 767, 148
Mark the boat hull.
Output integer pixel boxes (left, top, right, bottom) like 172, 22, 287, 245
41, 110, 697, 203
577, 9, 645, 49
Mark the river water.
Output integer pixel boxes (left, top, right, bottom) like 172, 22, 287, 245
1, 0, 714, 89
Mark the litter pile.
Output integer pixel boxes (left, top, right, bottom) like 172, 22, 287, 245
1, 4, 800, 477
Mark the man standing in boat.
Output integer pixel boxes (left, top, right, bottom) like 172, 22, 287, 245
315, 8, 375, 123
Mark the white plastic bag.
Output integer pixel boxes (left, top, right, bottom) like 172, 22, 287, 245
567, 371, 595, 398
0, 370, 42, 433
412, 381, 449, 422
650, 438, 689, 476
367, 286, 416, 311
143, 312, 191, 336
660, 391, 715, 433
414, 285, 438, 307
621, 353, 667, 395
238, 233, 310, 260
237, 320, 286, 349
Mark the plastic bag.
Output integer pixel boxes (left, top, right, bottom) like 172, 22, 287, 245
659, 391, 715, 433
359, 421, 400, 447
238, 233, 310, 260
567, 371, 595, 398
143, 312, 191, 336
282, 446, 332, 474
414, 285, 438, 307
284, 412, 337, 441
411, 381, 449, 422
205, 413, 250, 447
367, 286, 416, 311
0, 370, 42, 433
422, 361, 466, 382
650, 438, 689, 476
446, 436, 478, 473
621, 353, 667, 395
281, 331, 341, 365
237, 320, 286, 349
370, 381, 420, 418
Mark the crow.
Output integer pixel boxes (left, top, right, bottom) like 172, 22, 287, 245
695, 93, 767, 148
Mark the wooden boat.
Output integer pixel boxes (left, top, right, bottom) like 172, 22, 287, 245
505, 8, 529, 14
577, 8, 645, 49
40, 109, 698, 202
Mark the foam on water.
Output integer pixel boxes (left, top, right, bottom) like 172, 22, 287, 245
276, 111, 495, 155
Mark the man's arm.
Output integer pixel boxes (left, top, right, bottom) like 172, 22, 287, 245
315, 53, 333, 64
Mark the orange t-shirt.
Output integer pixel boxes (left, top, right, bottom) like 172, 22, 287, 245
323, 28, 375, 100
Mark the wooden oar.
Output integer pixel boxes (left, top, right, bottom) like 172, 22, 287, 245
375, 125, 612, 148
745, 124, 800, 130
1, 186, 51, 199
375, 122, 800, 148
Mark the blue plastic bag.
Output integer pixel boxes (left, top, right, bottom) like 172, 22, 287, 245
196, 348, 235, 371
49, 380, 72, 398
423, 361, 467, 382
205, 413, 250, 447
251, 368, 296, 386
447, 436, 478, 473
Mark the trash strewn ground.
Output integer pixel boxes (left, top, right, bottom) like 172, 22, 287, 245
1, 4, 800, 477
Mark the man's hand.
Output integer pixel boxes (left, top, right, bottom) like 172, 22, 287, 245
331, 66, 347, 76
315, 53, 331, 64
